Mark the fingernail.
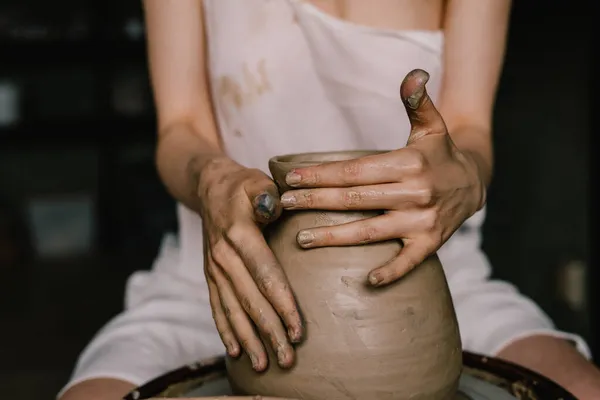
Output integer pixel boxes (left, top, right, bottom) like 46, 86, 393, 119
297, 230, 314, 247
277, 347, 291, 367
228, 343, 240, 357
405, 69, 430, 109
277, 350, 285, 366
249, 353, 259, 369
280, 193, 297, 207
288, 326, 302, 343
369, 273, 383, 286
255, 192, 276, 213
407, 88, 424, 109
285, 171, 302, 186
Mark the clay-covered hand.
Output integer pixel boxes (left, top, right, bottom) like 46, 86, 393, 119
197, 157, 303, 370
279, 69, 486, 286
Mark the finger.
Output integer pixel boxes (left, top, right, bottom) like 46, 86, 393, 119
367, 240, 435, 286
213, 238, 296, 368
400, 69, 448, 144
227, 224, 304, 343
252, 191, 281, 225
245, 174, 282, 224
295, 210, 428, 248
210, 257, 270, 371
295, 214, 396, 248
205, 266, 240, 358
283, 149, 426, 188
280, 182, 434, 211
204, 235, 240, 358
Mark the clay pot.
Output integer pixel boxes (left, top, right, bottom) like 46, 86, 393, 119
227, 151, 462, 399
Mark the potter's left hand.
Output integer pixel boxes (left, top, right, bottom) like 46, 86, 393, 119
280, 69, 486, 286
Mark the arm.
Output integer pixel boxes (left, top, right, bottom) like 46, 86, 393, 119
147, 1, 302, 373
62, 4, 300, 397
437, 0, 512, 188
148, 0, 231, 213
439, 1, 600, 395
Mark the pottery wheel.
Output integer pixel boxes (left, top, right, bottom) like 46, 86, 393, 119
125, 352, 576, 400
148, 374, 510, 399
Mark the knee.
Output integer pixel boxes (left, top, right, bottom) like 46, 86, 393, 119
59, 378, 136, 400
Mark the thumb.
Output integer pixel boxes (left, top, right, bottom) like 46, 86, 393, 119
248, 179, 282, 225
400, 69, 447, 145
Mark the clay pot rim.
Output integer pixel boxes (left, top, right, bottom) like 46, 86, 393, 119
269, 150, 389, 167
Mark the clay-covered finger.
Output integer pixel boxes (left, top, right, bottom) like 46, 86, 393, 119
206, 267, 240, 358
245, 175, 282, 224
280, 186, 386, 211
225, 269, 296, 368
280, 181, 436, 211
295, 209, 429, 249
212, 239, 296, 368
400, 69, 448, 145
252, 189, 282, 225
211, 262, 269, 371
294, 214, 399, 248
227, 225, 304, 343
283, 150, 425, 188
367, 240, 434, 286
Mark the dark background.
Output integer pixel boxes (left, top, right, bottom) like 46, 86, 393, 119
0, 0, 593, 398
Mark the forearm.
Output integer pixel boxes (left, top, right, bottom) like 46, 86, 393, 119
496, 334, 600, 399
156, 122, 236, 214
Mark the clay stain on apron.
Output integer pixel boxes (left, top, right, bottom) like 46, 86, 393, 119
216, 58, 272, 134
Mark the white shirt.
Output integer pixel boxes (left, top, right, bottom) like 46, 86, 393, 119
61, 0, 589, 395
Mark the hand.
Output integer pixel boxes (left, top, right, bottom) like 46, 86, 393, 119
279, 69, 486, 286
197, 157, 303, 371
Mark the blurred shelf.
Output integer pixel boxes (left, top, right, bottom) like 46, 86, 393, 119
0, 39, 147, 66
0, 116, 156, 147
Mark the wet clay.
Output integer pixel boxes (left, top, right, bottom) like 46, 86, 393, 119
227, 151, 462, 399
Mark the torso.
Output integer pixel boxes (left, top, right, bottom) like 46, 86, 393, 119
176, 0, 484, 275
202, 0, 444, 171
302, 0, 445, 31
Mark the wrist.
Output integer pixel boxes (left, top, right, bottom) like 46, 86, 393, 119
462, 150, 488, 212
447, 125, 492, 213
156, 121, 229, 212
192, 154, 242, 205
191, 153, 236, 183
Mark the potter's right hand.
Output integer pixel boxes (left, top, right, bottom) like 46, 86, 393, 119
197, 157, 303, 371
